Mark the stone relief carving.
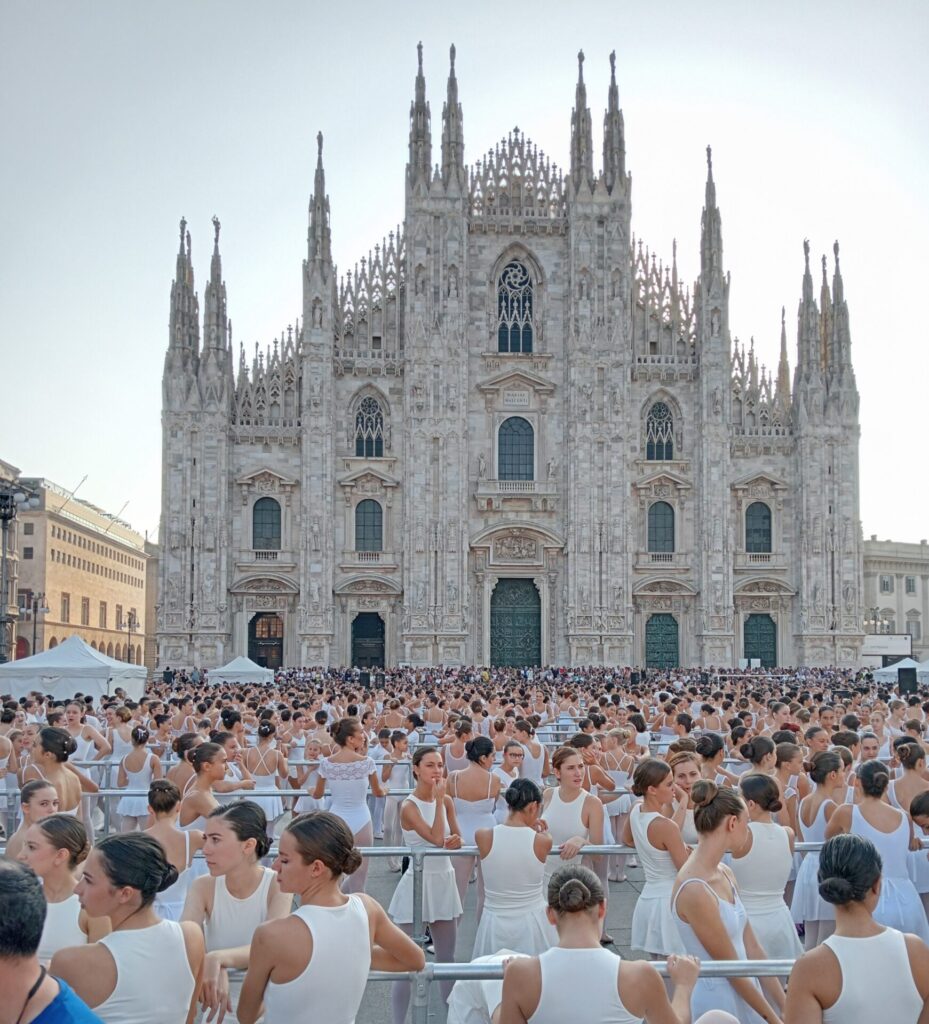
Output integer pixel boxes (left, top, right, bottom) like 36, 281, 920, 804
495, 533, 538, 561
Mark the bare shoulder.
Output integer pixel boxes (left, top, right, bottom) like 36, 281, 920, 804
903, 933, 929, 996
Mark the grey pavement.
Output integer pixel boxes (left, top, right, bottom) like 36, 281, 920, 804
356, 845, 649, 1024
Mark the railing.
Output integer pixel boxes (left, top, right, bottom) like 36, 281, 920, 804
252, 550, 278, 561
746, 552, 772, 564
354, 551, 381, 564
496, 480, 535, 493
649, 552, 674, 563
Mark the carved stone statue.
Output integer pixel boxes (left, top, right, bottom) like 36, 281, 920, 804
477, 452, 487, 479
547, 456, 557, 480
310, 517, 321, 551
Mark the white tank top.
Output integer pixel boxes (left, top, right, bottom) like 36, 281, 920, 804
262, 896, 372, 1024
96, 920, 195, 1023
544, 789, 587, 859
482, 825, 546, 911
822, 928, 923, 1024
204, 867, 275, 951
629, 805, 677, 895
729, 821, 794, 913
528, 947, 639, 1024
38, 892, 85, 964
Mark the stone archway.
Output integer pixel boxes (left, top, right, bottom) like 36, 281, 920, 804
351, 612, 385, 668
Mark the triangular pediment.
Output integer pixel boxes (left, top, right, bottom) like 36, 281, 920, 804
731, 472, 788, 492
477, 368, 555, 395
235, 468, 298, 488
633, 469, 692, 491
338, 467, 400, 489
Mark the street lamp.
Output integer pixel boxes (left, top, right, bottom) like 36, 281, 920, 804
0, 484, 40, 663
119, 609, 139, 663
23, 592, 50, 655
863, 606, 890, 634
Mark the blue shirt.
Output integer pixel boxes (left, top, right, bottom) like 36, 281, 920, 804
33, 979, 103, 1024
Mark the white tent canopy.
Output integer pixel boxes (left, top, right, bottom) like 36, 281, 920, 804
872, 657, 929, 685
209, 656, 274, 686
0, 635, 147, 701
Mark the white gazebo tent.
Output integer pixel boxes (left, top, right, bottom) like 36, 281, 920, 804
0, 635, 147, 701
872, 657, 924, 685
209, 656, 274, 686
917, 659, 929, 684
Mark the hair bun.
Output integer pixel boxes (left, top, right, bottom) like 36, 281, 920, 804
341, 848, 363, 876
691, 779, 718, 809
558, 877, 590, 913
739, 740, 755, 760
768, 797, 784, 814
819, 875, 855, 904
158, 864, 180, 892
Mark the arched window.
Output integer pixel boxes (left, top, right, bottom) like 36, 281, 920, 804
745, 502, 772, 553
647, 501, 675, 553
646, 402, 674, 460
497, 260, 533, 353
354, 396, 384, 458
252, 497, 282, 550
355, 499, 383, 552
498, 416, 534, 481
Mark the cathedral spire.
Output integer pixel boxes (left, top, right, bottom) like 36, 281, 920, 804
602, 50, 625, 193
203, 215, 228, 350
569, 50, 594, 192
407, 41, 432, 189
829, 240, 854, 384
700, 146, 725, 294
776, 305, 791, 401
168, 216, 199, 355
441, 44, 465, 190
794, 239, 823, 393
308, 131, 332, 268
819, 252, 833, 369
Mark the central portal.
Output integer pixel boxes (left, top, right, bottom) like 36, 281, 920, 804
248, 613, 284, 669
351, 612, 385, 668
490, 578, 541, 667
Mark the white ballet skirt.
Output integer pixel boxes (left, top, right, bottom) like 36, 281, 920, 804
446, 951, 526, 1024
852, 806, 929, 943
791, 798, 836, 925
472, 826, 558, 957
388, 794, 462, 925
674, 877, 768, 1024
628, 803, 686, 955
729, 821, 803, 959
604, 767, 632, 817
116, 751, 156, 818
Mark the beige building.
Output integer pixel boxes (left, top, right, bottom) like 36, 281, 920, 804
862, 536, 929, 662
0, 459, 24, 663
14, 478, 148, 664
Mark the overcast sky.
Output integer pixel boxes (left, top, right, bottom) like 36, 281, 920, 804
1, 1, 926, 544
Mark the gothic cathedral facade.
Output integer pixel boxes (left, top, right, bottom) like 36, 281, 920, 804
158, 47, 864, 670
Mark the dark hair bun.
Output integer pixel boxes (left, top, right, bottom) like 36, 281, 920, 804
739, 740, 755, 760
558, 877, 590, 912
257, 721, 275, 738
255, 833, 272, 858
768, 797, 783, 813
158, 863, 180, 892
341, 848, 363, 875
818, 875, 855, 904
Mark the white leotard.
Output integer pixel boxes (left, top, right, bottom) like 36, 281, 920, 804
263, 896, 372, 1024
38, 892, 85, 965
527, 947, 640, 1024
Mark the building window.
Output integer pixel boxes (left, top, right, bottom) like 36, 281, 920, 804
648, 501, 675, 553
355, 499, 383, 552
60, 593, 70, 624
646, 402, 674, 460
498, 416, 534, 481
99, 602, 107, 629
23, 522, 33, 535
906, 576, 917, 595
745, 502, 772, 553
354, 396, 385, 458
497, 260, 533, 353
81, 597, 90, 626
252, 497, 282, 550
116, 605, 123, 630
906, 617, 921, 642
22, 547, 33, 559
880, 575, 894, 594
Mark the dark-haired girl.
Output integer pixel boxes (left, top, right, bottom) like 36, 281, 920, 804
239, 811, 424, 1024
146, 780, 205, 921
51, 832, 204, 1023
23, 727, 98, 816
17, 813, 110, 964
785, 834, 929, 1022
791, 749, 842, 948
672, 780, 785, 1024
166, 732, 203, 794
4, 779, 59, 861
448, 734, 502, 910
312, 716, 385, 894
115, 726, 162, 831
387, 747, 463, 1024
179, 742, 226, 829
473, 777, 557, 957
730, 775, 802, 958
243, 720, 288, 830
500, 865, 719, 1024
182, 801, 291, 1020
825, 759, 929, 942
886, 742, 929, 906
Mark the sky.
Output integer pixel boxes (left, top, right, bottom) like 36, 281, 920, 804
1, 1, 927, 544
